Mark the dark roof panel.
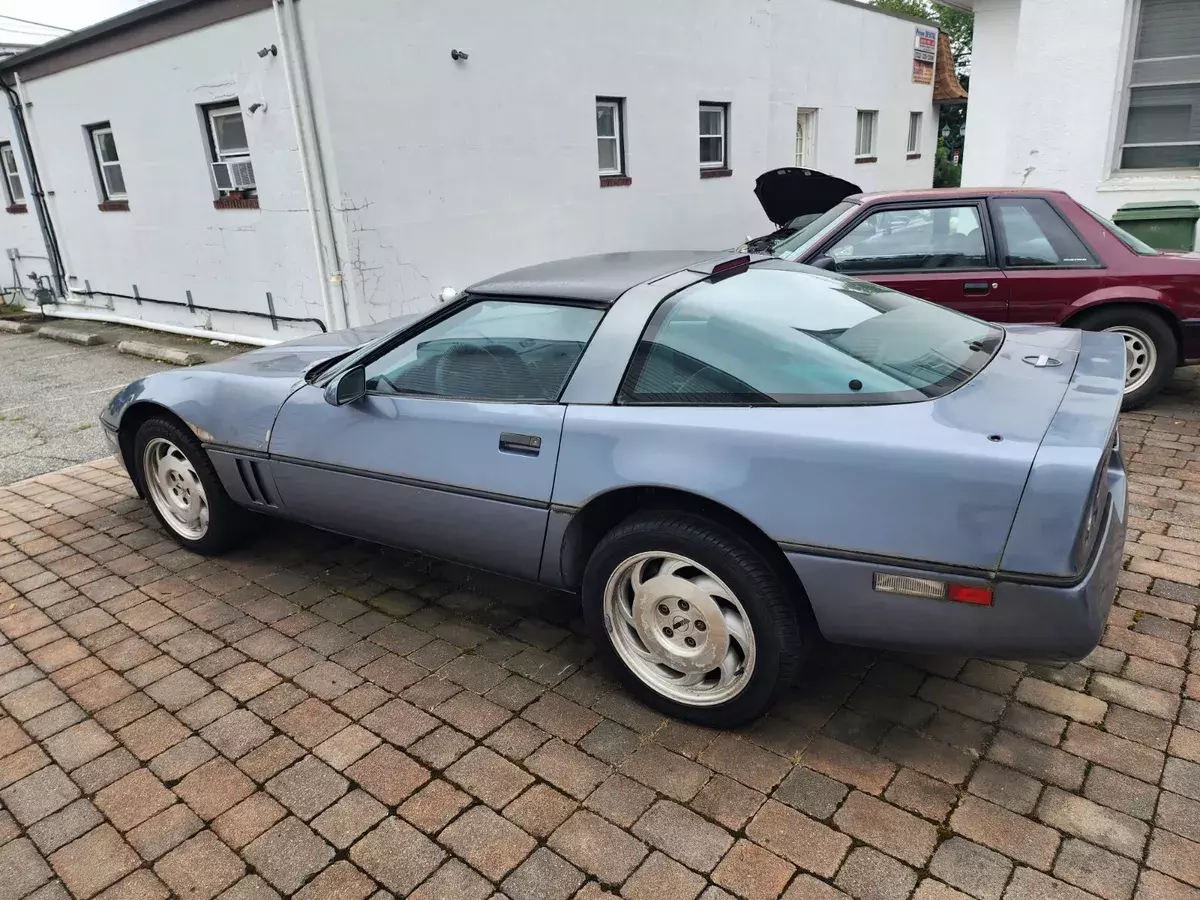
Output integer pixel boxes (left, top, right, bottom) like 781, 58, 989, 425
467, 251, 725, 303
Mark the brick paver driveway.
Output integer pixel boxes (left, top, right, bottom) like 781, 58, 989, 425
2, 390, 1200, 900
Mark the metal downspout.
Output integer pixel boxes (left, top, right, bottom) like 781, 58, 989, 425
282, 0, 348, 328
2, 76, 65, 297
271, 0, 339, 332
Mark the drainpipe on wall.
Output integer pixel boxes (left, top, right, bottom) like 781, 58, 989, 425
2, 76, 66, 298
273, 0, 348, 331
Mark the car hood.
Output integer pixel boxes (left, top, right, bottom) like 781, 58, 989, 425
200, 315, 419, 380
754, 167, 861, 227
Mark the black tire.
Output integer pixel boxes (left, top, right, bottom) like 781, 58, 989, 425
133, 416, 250, 555
581, 510, 810, 727
1074, 305, 1177, 410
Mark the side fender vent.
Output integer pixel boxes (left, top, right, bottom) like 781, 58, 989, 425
236, 459, 276, 507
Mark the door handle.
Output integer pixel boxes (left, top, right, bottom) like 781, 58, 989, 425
963, 281, 992, 295
499, 433, 541, 456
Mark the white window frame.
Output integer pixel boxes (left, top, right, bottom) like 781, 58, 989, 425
0, 142, 23, 205
206, 103, 255, 193
1115, 0, 1200, 172
856, 110, 878, 159
796, 108, 818, 167
700, 103, 728, 169
596, 97, 624, 176
907, 112, 923, 155
88, 125, 127, 201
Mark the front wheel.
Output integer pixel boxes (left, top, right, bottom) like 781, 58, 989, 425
133, 417, 250, 555
581, 511, 810, 726
1074, 306, 1177, 410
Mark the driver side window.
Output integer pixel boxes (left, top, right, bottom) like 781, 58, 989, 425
827, 204, 989, 274
364, 298, 603, 402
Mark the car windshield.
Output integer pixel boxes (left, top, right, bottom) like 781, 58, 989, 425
772, 201, 858, 260
621, 261, 1002, 406
1082, 205, 1161, 256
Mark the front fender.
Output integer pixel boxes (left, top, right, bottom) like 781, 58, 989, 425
102, 369, 304, 453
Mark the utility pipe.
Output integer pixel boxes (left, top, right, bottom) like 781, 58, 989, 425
37, 304, 282, 347
271, 0, 338, 332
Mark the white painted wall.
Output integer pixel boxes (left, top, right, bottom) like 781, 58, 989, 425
300, 0, 938, 325
10, 9, 326, 339
7, 0, 937, 338
963, 0, 1200, 246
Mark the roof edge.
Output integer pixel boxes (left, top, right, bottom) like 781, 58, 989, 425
0, 0, 271, 82
823, 0, 938, 29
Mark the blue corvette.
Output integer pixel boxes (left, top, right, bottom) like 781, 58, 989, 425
102, 253, 1127, 725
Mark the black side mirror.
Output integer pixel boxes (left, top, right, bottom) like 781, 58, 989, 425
809, 256, 838, 272
324, 365, 366, 406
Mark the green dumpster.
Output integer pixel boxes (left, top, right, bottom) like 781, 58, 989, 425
1112, 200, 1200, 252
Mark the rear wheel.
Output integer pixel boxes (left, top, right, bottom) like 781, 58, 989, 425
133, 417, 250, 555
1074, 305, 1176, 410
582, 511, 810, 726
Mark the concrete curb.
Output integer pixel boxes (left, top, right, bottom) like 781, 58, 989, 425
0, 320, 36, 334
38, 325, 104, 346
117, 340, 204, 366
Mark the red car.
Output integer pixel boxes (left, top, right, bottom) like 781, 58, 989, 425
752, 168, 1200, 408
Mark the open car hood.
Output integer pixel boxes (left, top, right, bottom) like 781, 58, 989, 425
753, 167, 861, 227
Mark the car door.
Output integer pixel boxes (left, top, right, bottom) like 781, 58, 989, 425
987, 196, 1106, 325
266, 297, 606, 582
814, 200, 1011, 321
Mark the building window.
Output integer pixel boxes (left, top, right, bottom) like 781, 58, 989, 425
596, 98, 625, 176
88, 124, 127, 204
205, 103, 256, 197
1, 142, 24, 209
907, 112, 923, 156
1120, 0, 1200, 169
700, 103, 729, 171
796, 108, 818, 167
855, 110, 878, 160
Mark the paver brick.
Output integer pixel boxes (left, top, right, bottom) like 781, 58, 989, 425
238, 734, 306, 783
1106, 705, 1174, 752
345, 744, 429, 805
293, 860, 375, 900
1084, 766, 1160, 821
446, 746, 534, 809
1006, 868, 1106, 900
94, 769, 176, 831
51, 824, 141, 899
930, 837, 1014, 900
1147, 829, 1200, 889
691, 772, 766, 830
126, 803, 204, 861
174, 758, 256, 821
835, 790, 939, 865
950, 795, 1060, 870
0, 838, 54, 900
441, 805, 536, 881
486, 717, 550, 761
834, 846, 918, 900
1, 764, 80, 825
529, 739, 612, 800
359, 697, 435, 747
746, 799, 851, 878
548, 810, 647, 885
509, 783, 580, 837
201, 709, 273, 759
1063, 723, 1165, 783
522, 692, 601, 743
1037, 787, 1149, 860
502, 848, 586, 900
242, 817, 333, 894
799, 736, 896, 795
1015, 678, 1106, 724
987, 731, 1087, 791
27, 799, 105, 855
885, 768, 959, 822
698, 733, 791, 793
312, 789, 387, 848
212, 793, 286, 850
1134, 870, 1200, 900
265, 754, 348, 820
398, 779, 472, 834
1157, 791, 1200, 842
632, 799, 734, 873
1054, 838, 1140, 900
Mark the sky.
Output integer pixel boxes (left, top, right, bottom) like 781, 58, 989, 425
0, 0, 148, 47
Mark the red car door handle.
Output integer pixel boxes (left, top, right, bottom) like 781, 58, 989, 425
963, 282, 991, 295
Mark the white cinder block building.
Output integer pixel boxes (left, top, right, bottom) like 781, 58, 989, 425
1, 0, 945, 342
959, 0, 1200, 248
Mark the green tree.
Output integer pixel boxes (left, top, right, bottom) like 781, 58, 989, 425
872, 0, 973, 72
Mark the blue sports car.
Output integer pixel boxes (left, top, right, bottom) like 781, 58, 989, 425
102, 253, 1127, 725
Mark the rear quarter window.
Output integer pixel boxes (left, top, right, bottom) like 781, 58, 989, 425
620, 262, 1002, 406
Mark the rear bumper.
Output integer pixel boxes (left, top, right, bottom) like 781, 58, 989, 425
785, 480, 1126, 662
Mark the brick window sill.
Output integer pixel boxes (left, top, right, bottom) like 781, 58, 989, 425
906, 153, 922, 160
600, 175, 632, 188
5, 203, 27, 214
700, 167, 733, 179
213, 196, 259, 210
855, 157, 878, 164
98, 200, 130, 212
